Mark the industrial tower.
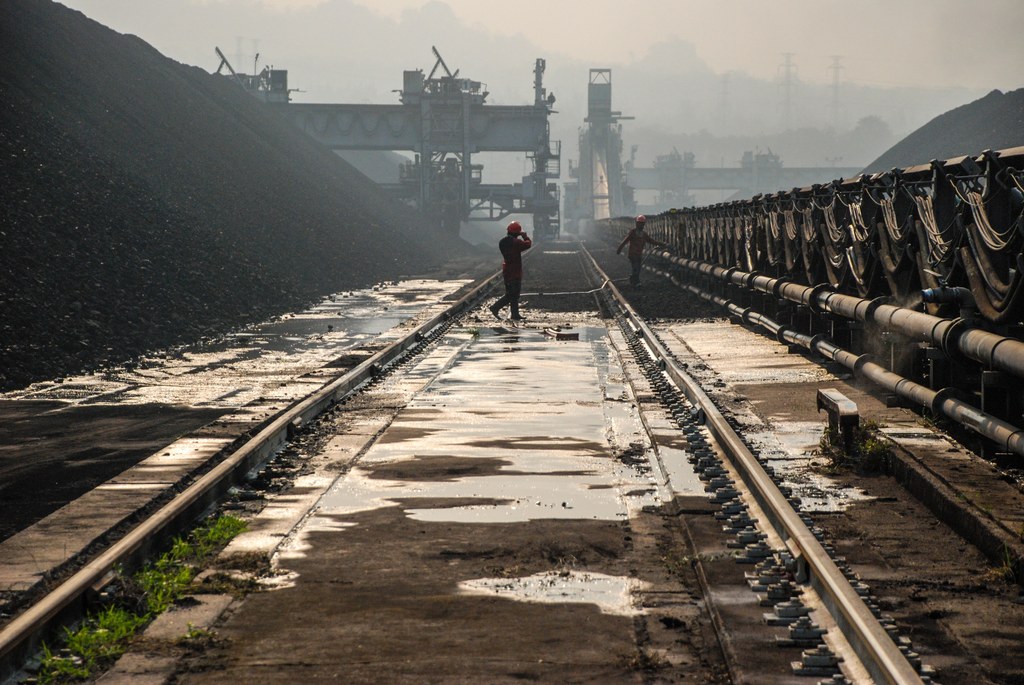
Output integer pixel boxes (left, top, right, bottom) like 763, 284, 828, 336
565, 69, 635, 232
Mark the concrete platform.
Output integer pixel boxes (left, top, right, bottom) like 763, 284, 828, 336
0, 280, 469, 607
662, 318, 1024, 572
104, 317, 728, 683
659, 317, 1024, 683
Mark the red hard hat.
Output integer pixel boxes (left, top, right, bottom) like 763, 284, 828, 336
635, 215, 647, 224
507, 221, 523, 234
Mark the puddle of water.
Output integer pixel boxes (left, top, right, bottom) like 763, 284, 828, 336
310, 326, 665, 529
319, 461, 658, 525
747, 422, 872, 512
458, 570, 646, 616
5, 279, 468, 408
657, 444, 706, 495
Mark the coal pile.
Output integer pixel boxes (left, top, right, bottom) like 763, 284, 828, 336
863, 88, 1024, 173
0, 0, 464, 391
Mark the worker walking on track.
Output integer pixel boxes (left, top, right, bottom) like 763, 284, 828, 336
490, 220, 532, 321
616, 214, 666, 287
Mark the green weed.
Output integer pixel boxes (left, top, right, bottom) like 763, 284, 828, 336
981, 543, 1021, 584
134, 564, 195, 615
177, 623, 219, 652
34, 515, 246, 683
816, 420, 892, 474
37, 607, 148, 683
36, 645, 88, 683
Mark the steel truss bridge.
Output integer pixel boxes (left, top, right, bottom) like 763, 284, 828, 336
626, 149, 860, 210
265, 49, 561, 237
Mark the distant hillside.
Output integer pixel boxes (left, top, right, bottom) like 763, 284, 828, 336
863, 88, 1024, 173
0, 0, 462, 390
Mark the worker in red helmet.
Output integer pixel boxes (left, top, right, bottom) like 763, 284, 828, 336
616, 215, 666, 287
489, 220, 533, 321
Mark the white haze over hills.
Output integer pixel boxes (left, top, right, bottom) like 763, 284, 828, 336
59, 0, 1017, 178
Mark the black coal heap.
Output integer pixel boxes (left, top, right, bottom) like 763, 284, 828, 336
863, 88, 1024, 174
0, 0, 458, 390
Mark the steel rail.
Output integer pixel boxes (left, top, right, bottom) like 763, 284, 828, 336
0, 271, 501, 678
664, 253, 1024, 381
580, 244, 924, 685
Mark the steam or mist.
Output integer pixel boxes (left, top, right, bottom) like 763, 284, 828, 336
60, 1, 1022, 188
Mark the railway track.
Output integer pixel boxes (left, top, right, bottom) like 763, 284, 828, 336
2, 238, 1023, 683
585, 246, 928, 684
0, 275, 495, 676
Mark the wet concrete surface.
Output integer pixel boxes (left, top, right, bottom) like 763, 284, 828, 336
98, 241, 895, 684
102, 244, 730, 684
315, 325, 660, 525
0, 401, 223, 541
110, 241, 916, 684
657, 315, 1024, 684
36, 240, 1024, 683
154, 319, 724, 683
4, 280, 464, 410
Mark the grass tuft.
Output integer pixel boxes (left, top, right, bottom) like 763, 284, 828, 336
34, 515, 247, 683
980, 543, 1021, 585
816, 420, 892, 474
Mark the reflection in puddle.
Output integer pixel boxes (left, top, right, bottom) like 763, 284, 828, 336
5, 279, 468, 408
747, 423, 871, 512
320, 462, 658, 524
318, 327, 666, 525
459, 570, 646, 616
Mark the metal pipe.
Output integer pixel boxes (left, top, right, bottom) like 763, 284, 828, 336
661, 253, 1024, 380
922, 286, 975, 308
658, 263, 1024, 458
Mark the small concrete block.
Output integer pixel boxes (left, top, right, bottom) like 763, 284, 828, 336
96, 653, 178, 684
142, 594, 234, 641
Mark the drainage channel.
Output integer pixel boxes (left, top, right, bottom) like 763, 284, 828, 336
581, 244, 929, 685
0, 272, 502, 680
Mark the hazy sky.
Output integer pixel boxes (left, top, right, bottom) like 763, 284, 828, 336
55, 0, 1023, 175
348, 0, 1024, 90
63, 0, 1023, 91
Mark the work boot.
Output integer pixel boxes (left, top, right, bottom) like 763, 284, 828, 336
489, 305, 501, 320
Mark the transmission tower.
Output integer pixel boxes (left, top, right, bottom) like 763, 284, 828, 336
718, 71, 731, 130
828, 55, 844, 131
777, 53, 798, 131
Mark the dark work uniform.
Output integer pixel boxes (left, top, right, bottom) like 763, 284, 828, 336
491, 232, 533, 318
617, 228, 666, 286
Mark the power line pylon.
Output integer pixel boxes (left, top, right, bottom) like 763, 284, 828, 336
828, 55, 844, 131
778, 53, 798, 131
